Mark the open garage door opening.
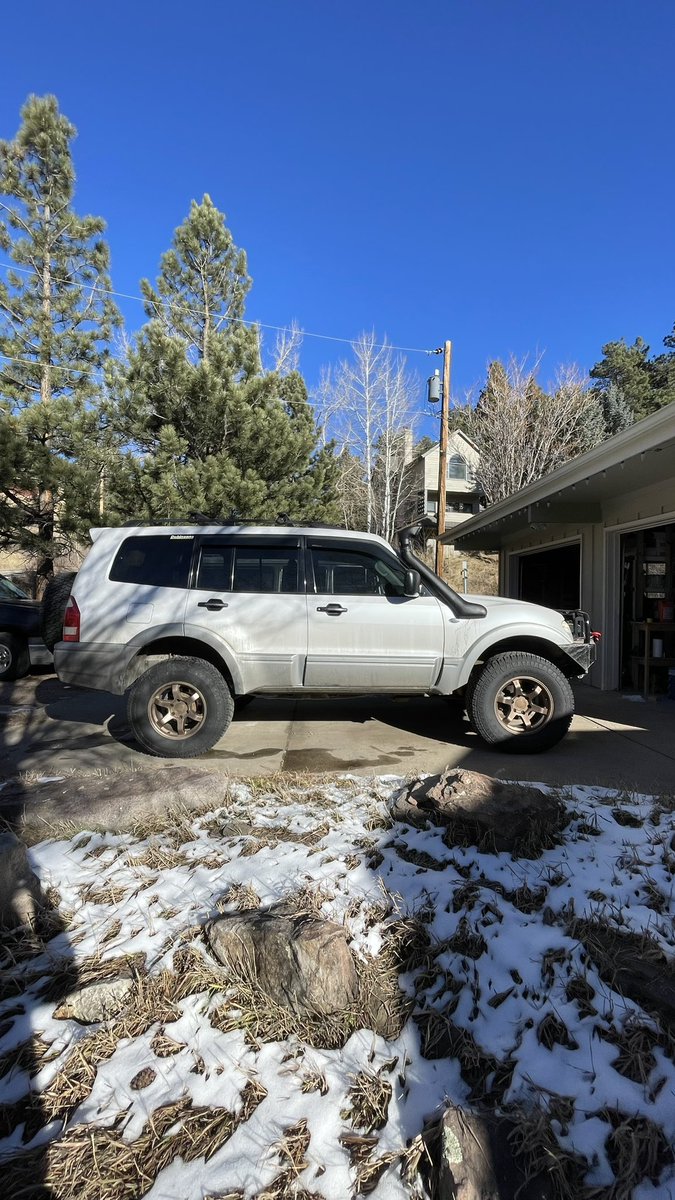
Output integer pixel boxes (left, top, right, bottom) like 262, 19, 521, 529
517, 543, 581, 610
620, 522, 675, 695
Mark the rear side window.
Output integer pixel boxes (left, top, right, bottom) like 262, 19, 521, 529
196, 542, 300, 593
109, 536, 194, 588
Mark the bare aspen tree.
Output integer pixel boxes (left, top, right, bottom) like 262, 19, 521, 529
317, 332, 420, 538
463, 356, 604, 506
272, 320, 303, 376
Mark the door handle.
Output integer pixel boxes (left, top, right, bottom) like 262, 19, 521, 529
197, 598, 229, 611
316, 603, 348, 615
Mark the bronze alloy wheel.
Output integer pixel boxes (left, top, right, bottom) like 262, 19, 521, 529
147, 680, 207, 740
493, 674, 554, 734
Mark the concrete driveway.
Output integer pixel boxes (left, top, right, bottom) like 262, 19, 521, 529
1, 672, 674, 796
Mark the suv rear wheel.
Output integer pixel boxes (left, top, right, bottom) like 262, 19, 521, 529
127, 656, 234, 758
468, 651, 573, 753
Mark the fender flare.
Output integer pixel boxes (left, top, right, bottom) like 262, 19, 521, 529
454, 623, 571, 689
122, 623, 244, 695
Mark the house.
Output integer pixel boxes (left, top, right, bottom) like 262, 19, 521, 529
403, 430, 482, 536
443, 404, 675, 695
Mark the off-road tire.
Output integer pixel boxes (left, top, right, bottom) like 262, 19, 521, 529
0, 632, 30, 681
468, 651, 574, 754
40, 572, 77, 652
127, 656, 234, 758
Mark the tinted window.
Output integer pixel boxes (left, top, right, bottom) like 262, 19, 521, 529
311, 546, 406, 596
110, 535, 194, 588
196, 542, 299, 593
197, 545, 233, 591
233, 545, 299, 593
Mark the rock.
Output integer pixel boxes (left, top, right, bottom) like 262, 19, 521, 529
55, 977, 134, 1024
437, 1106, 554, 1200
0, 831, 47, 928
207, 911, 359, 1016
391, 769, 563, 852
0, 765, 227, 841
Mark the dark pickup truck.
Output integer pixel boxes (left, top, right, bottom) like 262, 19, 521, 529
0, 574, 51, 681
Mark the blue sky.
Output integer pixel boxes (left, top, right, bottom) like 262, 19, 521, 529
2, 0, 674, 420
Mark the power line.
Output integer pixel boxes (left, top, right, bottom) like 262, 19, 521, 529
0, 260, 438, 356
0, 352, 104, 379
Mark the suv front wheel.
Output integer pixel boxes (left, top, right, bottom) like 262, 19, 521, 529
468, 651, 574, 753
127, 656, 234, 758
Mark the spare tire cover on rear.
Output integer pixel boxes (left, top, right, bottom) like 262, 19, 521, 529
40, 572, 77, 652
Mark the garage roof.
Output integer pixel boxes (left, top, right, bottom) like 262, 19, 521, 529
443, 404, 675, 551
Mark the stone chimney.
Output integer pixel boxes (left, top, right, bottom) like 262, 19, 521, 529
402, 427, 414, 466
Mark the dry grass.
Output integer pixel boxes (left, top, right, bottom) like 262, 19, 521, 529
341, 1070, 392, 1133
599, 1020, 662, 1085
215, 881, 262, 912
0, 1035, 51, 1082
3, 1081, 267, 1200
98, 917, 123, 946
31, 955, 225, 1130
505, 1108, 589, 1200
299, 1067, 328, 1096
208, 973, 360, 1050
272, 1118, 311, 1176
126, 843, 189, 871
238, 821, 329, 857
275, 884, 333, 918
602, 1109, 674, 1200
150, 1029, 186, 1057
77, 881, 129, 905
446, 916, 488, 961
537, 1012, 579, 1052
338, 1132, 403, 1195
442, 549, 498, 595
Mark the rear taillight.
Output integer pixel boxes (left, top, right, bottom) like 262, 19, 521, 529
63, 596, 80, 642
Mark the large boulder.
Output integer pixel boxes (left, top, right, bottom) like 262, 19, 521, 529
206, 911, 359, 1016
391, 769, 563, 853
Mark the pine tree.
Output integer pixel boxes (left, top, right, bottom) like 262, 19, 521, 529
109, 196, 337, 523
598, 382, 634, 437
0, 95, 119, 578
649, 322, 675, 403
590, 336, 659, 423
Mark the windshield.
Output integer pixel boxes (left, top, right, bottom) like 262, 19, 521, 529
0, 574, 29, 600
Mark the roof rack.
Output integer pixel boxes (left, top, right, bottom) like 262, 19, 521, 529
121, 512, 347, 530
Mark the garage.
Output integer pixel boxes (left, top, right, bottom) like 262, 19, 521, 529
444, 404, 675, 693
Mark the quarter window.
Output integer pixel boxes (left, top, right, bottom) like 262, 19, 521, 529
109, 536, 194, 588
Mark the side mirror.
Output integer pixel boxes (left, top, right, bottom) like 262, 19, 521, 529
403, 569, 421, 598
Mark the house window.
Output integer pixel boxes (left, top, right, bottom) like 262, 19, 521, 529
447, 454, 467, 481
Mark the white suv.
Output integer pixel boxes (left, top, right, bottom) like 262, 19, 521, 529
54, 522, 595, 758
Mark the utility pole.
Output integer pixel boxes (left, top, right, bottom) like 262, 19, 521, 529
435, 339, 452, 576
